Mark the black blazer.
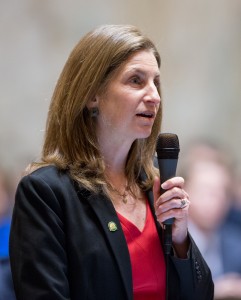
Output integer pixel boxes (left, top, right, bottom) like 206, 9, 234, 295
0, 258, 16, 300
10, 166, 214, 300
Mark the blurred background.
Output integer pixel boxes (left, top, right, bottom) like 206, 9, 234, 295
0, 1, 241, 298
0, 0, 241, 174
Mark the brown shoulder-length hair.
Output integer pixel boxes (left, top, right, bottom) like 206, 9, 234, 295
29, 24, 162, 193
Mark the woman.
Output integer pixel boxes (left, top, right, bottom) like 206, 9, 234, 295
10, 25, 213, 300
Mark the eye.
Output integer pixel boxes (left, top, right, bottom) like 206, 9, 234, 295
129, 76, 142, 85
154, 77, 160, 88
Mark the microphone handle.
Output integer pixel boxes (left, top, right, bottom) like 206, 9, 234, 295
157, 158, 178, 225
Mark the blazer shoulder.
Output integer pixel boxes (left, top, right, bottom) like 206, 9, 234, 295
17, 165, 78, 206
21, 165, 72, 188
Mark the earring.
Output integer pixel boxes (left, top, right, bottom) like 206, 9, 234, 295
90, 107, 99, 117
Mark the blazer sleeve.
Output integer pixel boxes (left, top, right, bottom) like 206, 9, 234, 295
9, 173, 70, 300
169, 233, 214, 300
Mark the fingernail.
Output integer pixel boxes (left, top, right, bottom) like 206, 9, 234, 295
161, 182, 168, 189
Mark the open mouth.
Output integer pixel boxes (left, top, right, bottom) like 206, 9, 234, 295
136, 112, 155, 119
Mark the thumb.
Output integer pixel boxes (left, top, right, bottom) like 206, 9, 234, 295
153, 176, 161, 207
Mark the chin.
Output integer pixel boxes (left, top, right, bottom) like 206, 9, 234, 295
136, 130, 152, 139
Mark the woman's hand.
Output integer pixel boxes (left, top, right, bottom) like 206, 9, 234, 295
153, 176, 190, 258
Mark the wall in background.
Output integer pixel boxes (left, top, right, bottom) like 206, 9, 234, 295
0, 0, 240, 176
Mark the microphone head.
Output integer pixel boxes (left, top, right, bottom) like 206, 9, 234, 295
156, 133, 180, 159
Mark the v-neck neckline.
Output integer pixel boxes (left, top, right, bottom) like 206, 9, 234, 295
116, 199, 149, 234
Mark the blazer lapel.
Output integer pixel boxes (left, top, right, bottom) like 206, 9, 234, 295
87, 193, 133, 300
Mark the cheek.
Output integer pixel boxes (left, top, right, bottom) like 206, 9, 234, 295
101, 94, 133, 118
98, 101, 127, 129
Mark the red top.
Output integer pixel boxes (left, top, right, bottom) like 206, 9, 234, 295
117, 200, 166, 300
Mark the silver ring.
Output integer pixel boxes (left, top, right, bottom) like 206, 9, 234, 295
180, 199, 188, 209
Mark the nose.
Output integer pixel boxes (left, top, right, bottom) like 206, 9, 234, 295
144, 82, 161, 106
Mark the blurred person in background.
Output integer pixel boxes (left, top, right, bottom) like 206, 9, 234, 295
9, 24, 213, 300
0, 167, 16, 300
225, 171, 241, 231
179, 140, 241, 300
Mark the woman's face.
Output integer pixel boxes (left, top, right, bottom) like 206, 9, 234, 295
95, 50, 161, 145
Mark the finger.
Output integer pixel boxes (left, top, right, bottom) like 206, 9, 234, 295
156, 197, 189, 216
161, 176, 185, 190
156, 198, 190, 223
156, 187, 187, 207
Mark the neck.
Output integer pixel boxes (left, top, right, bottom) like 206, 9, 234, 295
97, 131, 136, 202
105, 167, 127, 191
97, 128, 134, 172
102, 147, 128, 173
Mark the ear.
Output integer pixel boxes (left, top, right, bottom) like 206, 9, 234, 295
86, 95, 100, 110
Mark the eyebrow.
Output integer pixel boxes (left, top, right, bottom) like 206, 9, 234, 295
125, 67, 160, 78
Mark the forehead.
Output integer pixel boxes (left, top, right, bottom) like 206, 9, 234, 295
116, 50, 160, 76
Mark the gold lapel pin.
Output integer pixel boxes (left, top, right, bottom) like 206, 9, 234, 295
108, 221, 118, 232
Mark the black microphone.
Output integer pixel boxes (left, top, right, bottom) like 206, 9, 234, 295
156, 133, 180, 225
156, 133, 180, 256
